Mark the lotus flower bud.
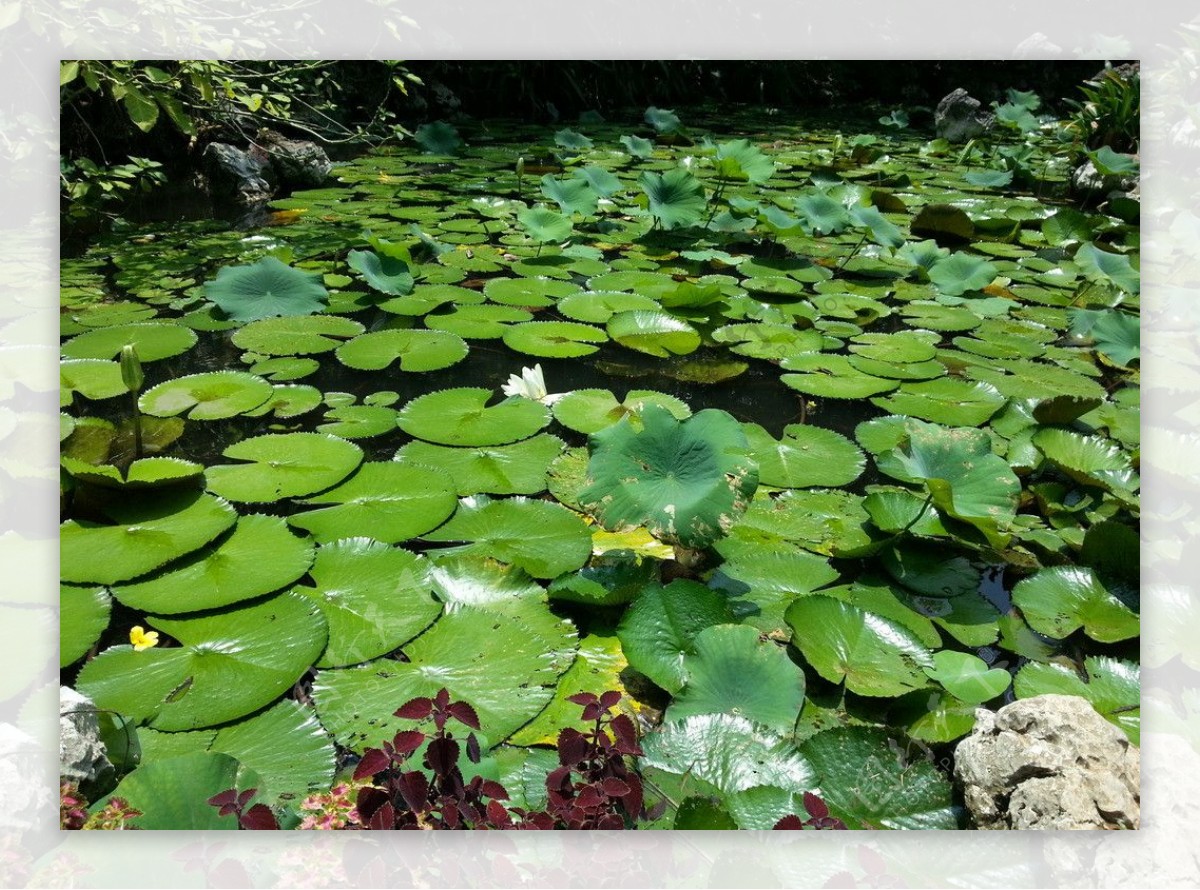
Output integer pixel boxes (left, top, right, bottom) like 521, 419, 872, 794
120, 344, 144, 393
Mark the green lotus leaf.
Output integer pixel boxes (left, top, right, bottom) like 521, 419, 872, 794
927, 253, 998, 296
1070, 308, 1139, 367
231, 314, 364, 356
427, 551, 545, 608
551, 388, 691, 435
880, 541, 979, 597
287, 461, 456, 544
808, 579, 941, 648
394, 434, 565, 496
734, 488, 877, 559
205, 432, 363, 504
640, 168, 706, 230
963, 358, 1107, 403
204, 257, 329, 322
1074, 241, 1139, 295
1088, 145, 1138, 176
799, 727, 960, 829
1014, 656, 1139, 743
548, 548, 658, 607
334, 329, 469, 372
923, 650, 1011, 704
579, 405, 758, 548
290, 538, 440, 668
1032, 427, 1138, 493
244, 383, 323, 419
710, 323, 822, 361
963, 169, 1014, 188
110, 514, 314, 614
424, 303, 532, 339
586, 269, 676, 295
397, 387, 549, 446
61, 490, 237, 585
553, 127, 593, 151
61, 583, 111, 667
780, 354, 898, 400
572, 164, 621, 197
139, 371, 273, 420
316, 404, 398, 439
713, 139, 775, 184
377, 282, 484, 316
743, 422, 865, 489
1041, 208, 1097, 246
878, 420, 1020, 548
89, 752, 249, 829
313, 604, 577, 750
60, 455, 204, 489
421, 495, 591, 579
204, 700, 335, 806
795, 191, 850, 235
892, 688, 978, 743
641, 714, 816, 801
1012, 565, 1138, 643
644, 105, 682, 134
848, 204, 906, 248
557, 290, 661, 323
501, 320, 607, 358
517, 206, 573, 244
911, 203, 975, 241
871, 378, 1006, 426
785, 595, 934, 697
509, 630, 627, 746
541, 174, 598, 216
620, 134, 654, 157
666, 624, 805, 733
616, 580, 735, 694
61, 359, 127, 404
77, 591, 328, 730
607, 310, 701, 358
247, 356, 320, 380
709, 545, 839, 636
484, 275, 579, 307
346, 249, 415, 296
413, 120, 462, 155
62, 322, 198, 363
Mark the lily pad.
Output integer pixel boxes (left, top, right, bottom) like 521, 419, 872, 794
288, 461, 457, 544
205, 257, 329, 322
424, 304, 532, 339
927, 253, 998, 296
551, 388, 691, 435
205, 432, 363, 504
394, 434, 565, 496
743, 422, 865, 489
421, 496, 591, 579
139, 371, 273, 420
110, 514, 315, 614
313, 604, 576, 750
616, 580, 735, 694
484, 275, 579, 307
579, 405, 759, 549
785, 595, 933, 697
61, 359, 127, 403
60, 456, 204, 489
335, 329, 469, 372
502, 320, 607, 358
871, 378, 1006, 426
347, 249, 414, 296
293, 538, 440, 668
666, 624, 805, 733
1032, 427, 1138, 493
1012, 565, 1138, 643
61, 583, 111, 666
607, 310, 702, 357
77, 591, 328, 730
781, 354, 898, 400
923, 651, 1011, 704
230, 315, 364, 356
61, 490, 238, 585
62, 322, 198, 363
397, 387, 549, 446
557, 290, 661, 323
1075, 241, 1139, 295
89, 752, 248, 829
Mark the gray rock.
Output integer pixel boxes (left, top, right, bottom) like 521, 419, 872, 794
935, 89, 995, 144
258, 132, 332, 189
60, 686, 112, 786
202, 142, 275, 204
0, 722, 46, 830
1072, 158, 1138, 198
954, 694, 1139, 830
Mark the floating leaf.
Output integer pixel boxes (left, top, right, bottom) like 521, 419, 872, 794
785, 595, 933, 697
335, 329, 469, 372
1012, 565, 1138, 643
61, 456, 204, 489
62, 322, 197, 363
502, 320, 606, 358
77, 592, 327, 730
1074, 241, 1139, 295
1032, 427, 1138, 493
232, 315, 364, 356
607, 310, 701, 358
205, 432, 362, 504
425, 303, 532, 339
579, 405, 758, 549
139, 371, 273, 420
927, 253, 998, 296
61, 583, 111, 666
61, 490, 237, 585
413, 120, 462, 155
640, 168, 706, 230
742, 422, 865, 489
89, 752, 247, 829
551, 388, 691, 435
397, 387, 549, 446
347, 249, 415, 296
204, 257, 329, 322
110, 515, 314, 614
288, 461, 456, 544
421, 496, 591, 579
394, 435, 564, 496
871, 378, 1006, 426
923, 651, 1011, 704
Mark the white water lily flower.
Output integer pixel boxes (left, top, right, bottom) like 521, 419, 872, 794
501, 364, 564, 405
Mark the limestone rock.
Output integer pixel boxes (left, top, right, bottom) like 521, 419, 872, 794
935, 89, 995, 144
258, 131, 332, 189
954, 694, 1139, 830
203, 142, 275, 204
60, 686, 112, 786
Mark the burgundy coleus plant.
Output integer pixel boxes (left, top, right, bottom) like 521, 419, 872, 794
772, 791, 848, 830
207, 788, 280, 830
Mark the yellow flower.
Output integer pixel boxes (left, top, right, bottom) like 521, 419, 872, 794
130, 626, 159, 651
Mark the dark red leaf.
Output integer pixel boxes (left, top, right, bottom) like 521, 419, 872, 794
556, 728, 589, 766
624, 774, 644, 819
434, 688, 451, 711
394, 696, 434, 720
597, 814, 624, 829
599, 690, 622, 710
566, 692, 599, 707
803, 791, 829, 820
354, 747, 392, 780
602, 777, 631, 798
545, 765, 572, 792
445, 701, 481, 730
398, 770, 430, 811
774, 815, 806, 830
425, 736, 460, 777
236, 788, 257, 809
239, 803, 280, 830
466, 732, 481, 764
391, 730, 425, 757
368, 802, 395, 830
609, 714, 642, 755
575, 785, 603, 809
581, 703, 603, 722
486, 799, 513, 827
479, 779, 509, 801
207, 789, 238, 809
